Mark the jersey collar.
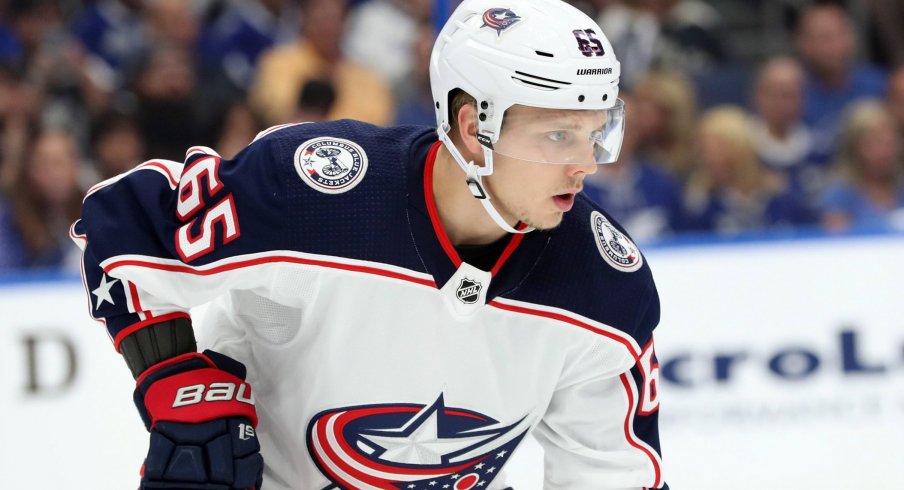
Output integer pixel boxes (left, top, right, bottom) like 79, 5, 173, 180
406, 138, 550, 298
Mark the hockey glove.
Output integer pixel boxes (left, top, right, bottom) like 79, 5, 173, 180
134, 350, 264, 490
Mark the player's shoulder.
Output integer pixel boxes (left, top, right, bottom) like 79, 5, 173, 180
251, 120, 433, 162
513, 194, 659, 345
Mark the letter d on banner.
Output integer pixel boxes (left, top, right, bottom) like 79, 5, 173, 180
23, 334, 78, 395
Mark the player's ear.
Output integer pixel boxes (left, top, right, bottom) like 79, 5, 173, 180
455, 103, 483, 157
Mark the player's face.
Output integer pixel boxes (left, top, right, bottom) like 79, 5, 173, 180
479, 105, 602, 230
483, 147, 598, 231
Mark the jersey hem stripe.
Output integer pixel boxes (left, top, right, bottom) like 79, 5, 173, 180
102, 252, 438, 289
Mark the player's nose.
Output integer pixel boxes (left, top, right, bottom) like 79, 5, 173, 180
566, 161, 598, 176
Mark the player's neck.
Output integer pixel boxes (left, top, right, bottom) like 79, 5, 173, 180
432, 146, 511, 246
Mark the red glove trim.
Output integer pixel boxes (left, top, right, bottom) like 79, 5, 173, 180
135, 352, 214, 385
113, 312, 192, 352
143, 368, 258, 428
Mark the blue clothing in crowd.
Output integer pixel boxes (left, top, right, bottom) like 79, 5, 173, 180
822, 180, 904, 231
682, 187, 811, 235
802, 65, 887, 153
582, 160, 685, 242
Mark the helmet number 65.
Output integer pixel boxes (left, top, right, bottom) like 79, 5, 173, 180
573, 29, 605, 57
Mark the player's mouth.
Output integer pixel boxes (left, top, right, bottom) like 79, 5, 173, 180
553, 192, 577, 212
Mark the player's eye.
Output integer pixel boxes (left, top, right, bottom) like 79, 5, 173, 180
545, 131, 570, 143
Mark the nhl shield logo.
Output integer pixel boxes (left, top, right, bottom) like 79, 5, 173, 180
456, 278, 482, 304
590, 211, 643, 272
294, 137, 368, 194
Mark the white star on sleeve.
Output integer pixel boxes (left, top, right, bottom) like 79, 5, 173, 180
92, 273, 119, 310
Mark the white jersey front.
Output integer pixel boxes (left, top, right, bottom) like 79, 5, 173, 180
74, 121, 666, 489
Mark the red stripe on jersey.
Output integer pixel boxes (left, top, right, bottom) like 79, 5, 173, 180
127, 281, 148, 317
487, 300, 640, 361
490, 231, 525, 276
620, 373, 663, 489
313, 412, 388, 489
105, 255, 437, 289
332, 407, 478, 477
113, 312, 192, 352
423, 142, 526, 277
423, 141, 462, 268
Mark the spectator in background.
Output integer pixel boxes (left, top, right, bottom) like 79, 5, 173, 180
71, 0, 147, 90
887, 67, 904, 137
249, 0, 394, 126
294, 78, 337, 122
583, 92, 684, 243
749, 56, 823, 223
0, 129, 83, 270
598, 0, 724, 91
345, 0, 431, 93
393, 22, 436, 127
215, 101, 264, 160
0, 62, 39, 191
795, 3, 886, 157
631, 69, 697, 180
865, 0, 904, 67
197, 0, 297, 94
8, 0, 110, 129
597, 0, 659, 90
822, 100, 904, 232
144, 0, 198, 49
89, 110, 145, 180
683, 106, 807, 234
131, 45, 205, 161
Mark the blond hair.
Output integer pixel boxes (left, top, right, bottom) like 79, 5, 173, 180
633, 69, 697, 178
687, 105, 781, 200
834, 99, 902, 184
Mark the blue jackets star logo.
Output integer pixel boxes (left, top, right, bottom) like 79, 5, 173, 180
306, 395, 530, 489
481, 8, 522, 36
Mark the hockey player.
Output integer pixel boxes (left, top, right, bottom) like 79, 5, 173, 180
73, 0, 667, 488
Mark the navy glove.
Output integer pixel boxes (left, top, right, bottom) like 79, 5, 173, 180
134, 350, 264, 490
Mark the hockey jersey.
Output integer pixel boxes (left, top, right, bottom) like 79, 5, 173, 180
73, 120, 666, 490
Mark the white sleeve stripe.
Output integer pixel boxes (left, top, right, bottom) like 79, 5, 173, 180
84, 160, 182, 201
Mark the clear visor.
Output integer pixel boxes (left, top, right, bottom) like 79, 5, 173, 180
490, 98, 626, 164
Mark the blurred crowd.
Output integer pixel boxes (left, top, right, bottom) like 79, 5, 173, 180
0, 0, 903, 273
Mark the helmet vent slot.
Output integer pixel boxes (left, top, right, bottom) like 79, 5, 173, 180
512, 71, 571, 90
512, 76, 559, 90
535, 50, 555, 58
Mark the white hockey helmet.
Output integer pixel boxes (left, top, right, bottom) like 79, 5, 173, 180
431, 0, 623, 165
429, 0, 624, 232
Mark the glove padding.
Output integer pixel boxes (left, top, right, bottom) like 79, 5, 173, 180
135, 350, 264, 490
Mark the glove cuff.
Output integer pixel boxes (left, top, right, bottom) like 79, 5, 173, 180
135, 351, 258, 430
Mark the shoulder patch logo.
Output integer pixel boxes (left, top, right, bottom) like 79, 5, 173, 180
590, 211, 643, 272
293, 137, 368, 194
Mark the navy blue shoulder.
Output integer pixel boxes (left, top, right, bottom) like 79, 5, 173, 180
251, 120, 437, 271
506, 194, 660, 347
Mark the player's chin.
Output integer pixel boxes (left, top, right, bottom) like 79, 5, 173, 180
527, 211, 566, 231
